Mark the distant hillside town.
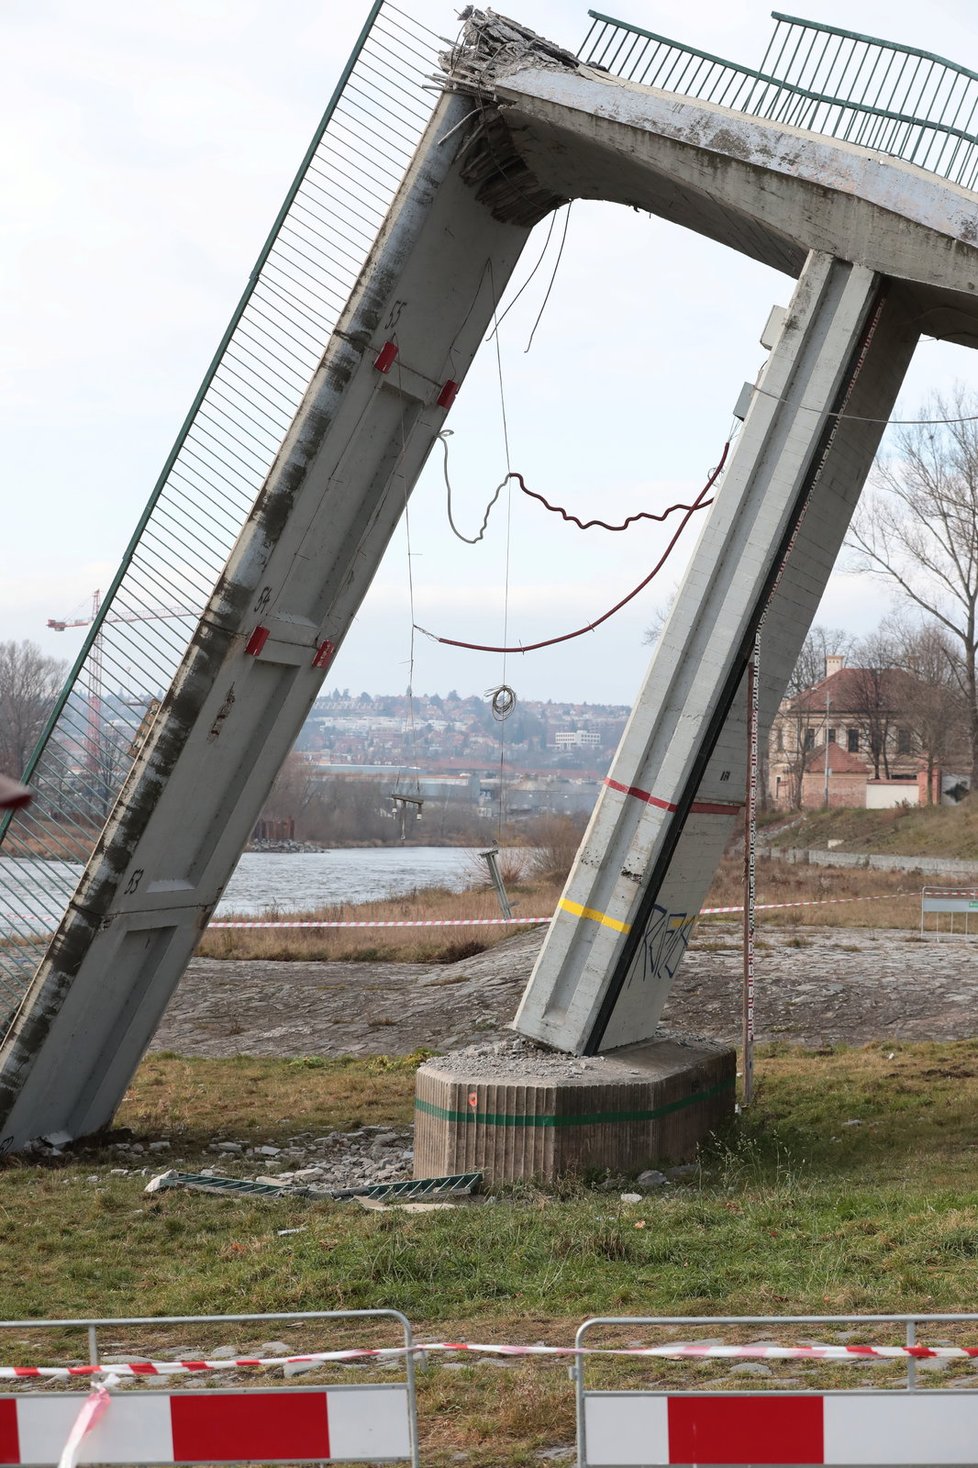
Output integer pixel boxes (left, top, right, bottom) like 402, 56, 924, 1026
254, 689, 630, 844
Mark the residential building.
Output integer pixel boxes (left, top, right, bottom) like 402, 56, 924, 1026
769, 656, 929, 810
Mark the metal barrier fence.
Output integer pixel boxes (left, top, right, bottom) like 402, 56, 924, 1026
0, 1, 443, 1015
920, 887, 978, 939
578, 9, 978, 189
0, 1309, 418, 1466
575, 1312, 978, 1467
7, 1310, 978, 1464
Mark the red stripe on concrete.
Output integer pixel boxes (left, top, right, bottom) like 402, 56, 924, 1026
170, 1391, 330, 1463
605, 777, 675, 809
603, 778, 740, 817
0, 1400, 18, 1466
667, 1394, 824, 1465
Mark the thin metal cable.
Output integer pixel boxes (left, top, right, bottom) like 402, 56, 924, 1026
393, 350, 421, 806
751, 384, 978, 423
524, 203, 572, 354
485, 211, 558, 343
489, 261, 513, 840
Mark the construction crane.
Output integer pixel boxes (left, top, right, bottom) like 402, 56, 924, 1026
47, 591, 196, 774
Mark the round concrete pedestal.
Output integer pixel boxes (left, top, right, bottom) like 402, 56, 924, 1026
414, 1036, 736, 1184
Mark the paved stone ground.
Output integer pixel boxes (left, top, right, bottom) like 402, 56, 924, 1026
150, 923, 978, 1058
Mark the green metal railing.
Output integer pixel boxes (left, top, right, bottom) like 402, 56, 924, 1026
0, 2, 443, 1013
579, 9, 978, 190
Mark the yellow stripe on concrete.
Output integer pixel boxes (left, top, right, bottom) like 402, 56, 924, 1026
558, 897, 631, 934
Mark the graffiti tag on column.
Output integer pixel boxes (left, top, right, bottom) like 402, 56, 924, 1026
636, 902, 696, 985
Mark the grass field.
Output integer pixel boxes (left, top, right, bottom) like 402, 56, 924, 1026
764, 799, 978, 859
4, 1043, 978, 1465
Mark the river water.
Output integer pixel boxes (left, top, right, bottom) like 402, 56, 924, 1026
0, 847, 505, 931
216, 847, 493, 915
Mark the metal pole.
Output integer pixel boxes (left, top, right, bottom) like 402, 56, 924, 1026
481, 848, 514, 920
742, 634, 760, 1106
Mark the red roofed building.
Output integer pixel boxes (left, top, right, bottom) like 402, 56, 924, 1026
769, 654, 931, 810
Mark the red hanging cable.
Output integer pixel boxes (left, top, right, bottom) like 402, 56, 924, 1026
514, 476, 715, 531
416, 440, 729, 656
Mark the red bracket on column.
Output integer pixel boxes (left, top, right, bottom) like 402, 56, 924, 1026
374, 341, 398, 374
437, 380, 460, 410
245, 626, 270, 657
312, 639, 336, 670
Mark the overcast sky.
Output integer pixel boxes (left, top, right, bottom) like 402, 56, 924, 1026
3, 0, 977, 707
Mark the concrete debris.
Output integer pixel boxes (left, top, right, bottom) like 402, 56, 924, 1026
438, 9, 572, 228
446, 9, 580, 92
636, 1169, 669, 1189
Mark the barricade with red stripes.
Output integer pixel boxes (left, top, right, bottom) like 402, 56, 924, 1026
7, 1310, 978, 1465
0, 1310, 418, 1467
580, 1390, 978, 1466
574, 1313, 978, 1467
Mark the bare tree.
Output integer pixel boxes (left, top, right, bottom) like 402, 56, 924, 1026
770, 625, 855, 808
0, 640, 66, 778
888, 614, 966, 801
847, 629, 900, 780
849, 387, 978, 786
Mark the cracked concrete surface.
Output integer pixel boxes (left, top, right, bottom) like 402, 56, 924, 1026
149, 924, 978, 1059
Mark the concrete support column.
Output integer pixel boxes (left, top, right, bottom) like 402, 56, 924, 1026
0, 94, 534, 1150
515, 254, 918, 1055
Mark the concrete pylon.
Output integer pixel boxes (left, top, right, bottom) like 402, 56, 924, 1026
0, 90, 546, 1150
515, 255, 918, 1055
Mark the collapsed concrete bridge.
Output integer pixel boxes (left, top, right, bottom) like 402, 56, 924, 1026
2, 5, 978, 1155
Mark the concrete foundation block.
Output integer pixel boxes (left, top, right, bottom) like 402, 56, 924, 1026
414, 1037, 736, 1184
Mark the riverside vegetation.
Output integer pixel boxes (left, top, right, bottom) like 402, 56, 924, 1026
197, 852, 928, 963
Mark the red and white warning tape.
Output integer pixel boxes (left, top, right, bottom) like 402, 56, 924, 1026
700, 889, 913, 916
207, 917, 546, 929
5, 1341, 978, 1378
209, 890, 914, 928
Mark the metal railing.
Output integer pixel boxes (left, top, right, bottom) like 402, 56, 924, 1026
578, 9, 978, 190
920, 885, 978, 938
0, 3, 443, 1014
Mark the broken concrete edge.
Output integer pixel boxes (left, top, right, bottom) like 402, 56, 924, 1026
444, 9, 581, 95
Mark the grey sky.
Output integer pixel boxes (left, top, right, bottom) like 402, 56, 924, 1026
3, 0, 975, 704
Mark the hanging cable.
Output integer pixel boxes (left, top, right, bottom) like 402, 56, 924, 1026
524, 201, 572, 354
438, 432, 505, 544
485, 210, 559, 343
487, 684, 517, 719
415, 439, 729, 655
438, 428, 730, 541
392, 348, 422, 814
750, 383, 978, 425
489, 257, 513, 840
